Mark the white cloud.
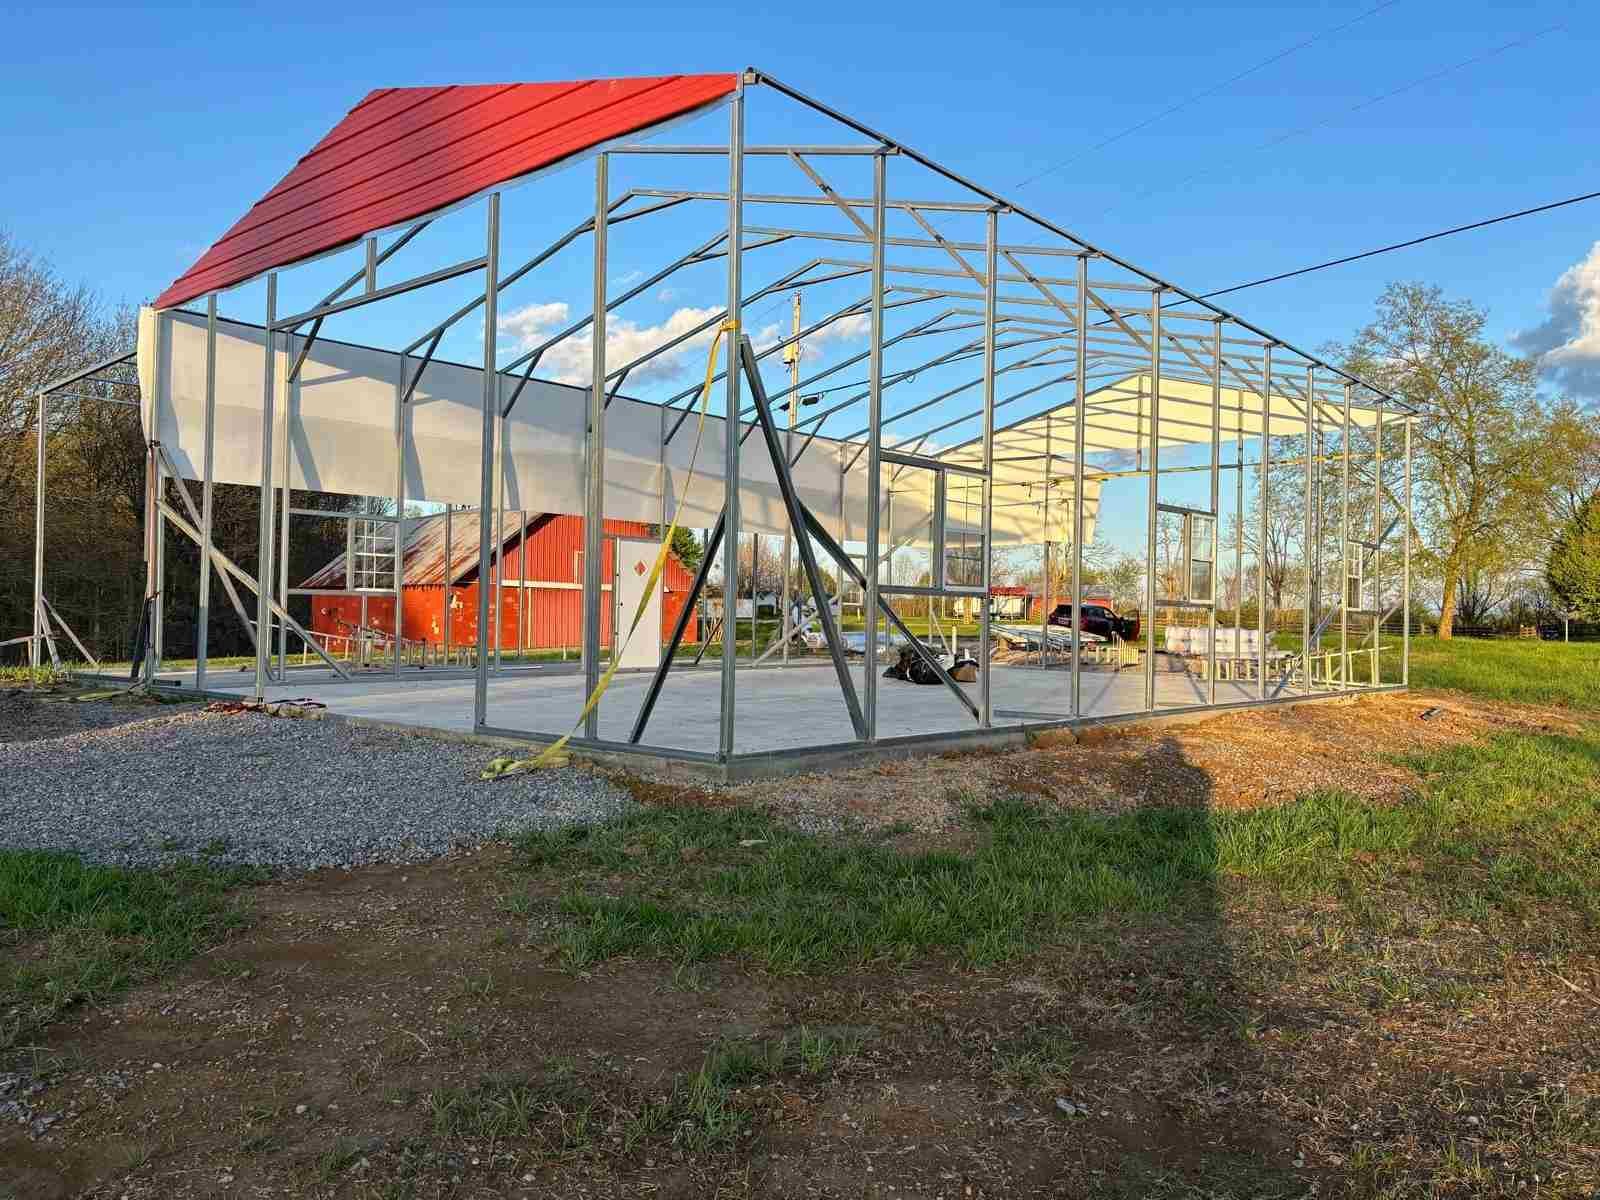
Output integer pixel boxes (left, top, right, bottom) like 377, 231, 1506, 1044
495, 300, 871, 391
496, 301, 571, 349
498, 301, 724, 387
1512, 241, 1600, 397
816, 312, 870, 343
655, 286, 681, 303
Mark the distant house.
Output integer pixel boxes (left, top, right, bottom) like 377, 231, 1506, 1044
299, 510, 697, 653
951, 586, 1036, 622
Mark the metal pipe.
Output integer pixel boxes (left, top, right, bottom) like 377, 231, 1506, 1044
1341, 380, 1352, 688
1258, 345, 1271, 698
270, 255, 488, 330
582, 155, 608, 738
719, 85, 745, 759
1235, 366, 1244, 687
1373, 400, 1383, 677
861, 148, 889, 739
197, 295, 218, 691
254, 277, 277, 700
276, 328, 292, 677
394, 348, 408, 680
146, 313, 169, 683
493, 418, 505, 675
1040, 414, 1051, 669
518, 509, 527, 663
1303, 367, 1315, 695
30, 388, 46, 675
1071, 253, 1087, 718
979, 207, 998, 728
443, 508, 453, 666
1208, 319, 1221, 705
1144, 293, 1161, 712
1403, 417, 1412, 685
614, 143, 890, 155
473, 194, 501, 728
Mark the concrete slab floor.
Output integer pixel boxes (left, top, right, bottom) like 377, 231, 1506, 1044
149, 659, 1312, 756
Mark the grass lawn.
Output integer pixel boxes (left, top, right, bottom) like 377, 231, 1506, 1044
518, 724, 1600, 976
0, 853, 259, 1050
1407, 634, 1600, 708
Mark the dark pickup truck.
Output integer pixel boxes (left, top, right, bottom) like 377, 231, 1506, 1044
1048, 602, 1140, 642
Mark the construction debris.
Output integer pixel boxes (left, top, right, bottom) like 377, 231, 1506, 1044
205, 697, 328, 720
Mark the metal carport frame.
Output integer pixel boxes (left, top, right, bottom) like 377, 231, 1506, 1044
32, 67, 1414, 778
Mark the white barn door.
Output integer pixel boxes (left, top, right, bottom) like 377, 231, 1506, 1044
613, 538, 663, 670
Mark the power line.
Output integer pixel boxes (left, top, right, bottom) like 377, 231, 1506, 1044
1011, 0, 1401, 192
1184, 188, 1600, 302
802, 186, 1600, 396
1100, 23, 1566, 219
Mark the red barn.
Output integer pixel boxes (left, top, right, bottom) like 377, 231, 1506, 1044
301, 510, 698, 657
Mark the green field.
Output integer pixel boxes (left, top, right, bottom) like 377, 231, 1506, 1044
1407, 634, 1600, 708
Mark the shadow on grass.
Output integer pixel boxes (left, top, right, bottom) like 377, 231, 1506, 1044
509, 722, 1600, 1194
511, 739, 1330, 1192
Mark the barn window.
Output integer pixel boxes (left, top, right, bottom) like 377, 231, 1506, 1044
349, 518, 397, 591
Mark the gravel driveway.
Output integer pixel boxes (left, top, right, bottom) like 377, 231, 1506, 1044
0, 706, 633, 870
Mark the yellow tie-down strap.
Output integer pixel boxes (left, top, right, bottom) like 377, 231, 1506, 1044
483, 321, 735, 779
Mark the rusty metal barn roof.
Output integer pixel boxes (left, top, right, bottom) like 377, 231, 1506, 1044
300, 509, 541, 589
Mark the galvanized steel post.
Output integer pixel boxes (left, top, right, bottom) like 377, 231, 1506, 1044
30, 388, 46, 674
1208, 319, 1221, 705
197, 295, 218, 691
1040, 413, 1051, 669
394, 348, 407, 678
1303, 367, 1315, 695
254, 275, 278, 701
277, 326, 292, 678
1070, 252, 1087, 718
1341, 380, 1352, 687
979, 206, 998, 728
718, 84, 745, 757
473, 193, 501, 728
863, 148, 888, 739
583, 154, 608, 738
1257, 344, 1271, 698
1144, 291, 1161, 712
1402, 416, 1412, 686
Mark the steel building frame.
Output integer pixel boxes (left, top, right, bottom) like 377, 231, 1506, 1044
27, 68, 1414, 777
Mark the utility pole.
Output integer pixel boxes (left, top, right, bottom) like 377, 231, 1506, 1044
779, 290, 801, 664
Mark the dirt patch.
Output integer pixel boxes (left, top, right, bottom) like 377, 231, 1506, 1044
5, 850, 1594, 1198
711, 690, 1590, 833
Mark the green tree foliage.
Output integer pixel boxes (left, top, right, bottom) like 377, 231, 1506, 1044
1547, 494, 1600, 621
1338, 283, 1547, 639
669, 524, 702, 573
0, 231, 365, 662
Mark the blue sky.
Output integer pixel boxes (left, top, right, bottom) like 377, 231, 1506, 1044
2, 0, 1591, 360
1, 0, 1594, 550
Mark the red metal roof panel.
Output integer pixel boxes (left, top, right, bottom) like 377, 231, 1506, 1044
154, 73, 738, 311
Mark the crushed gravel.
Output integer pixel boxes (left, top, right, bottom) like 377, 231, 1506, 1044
0, 706, 634, 870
